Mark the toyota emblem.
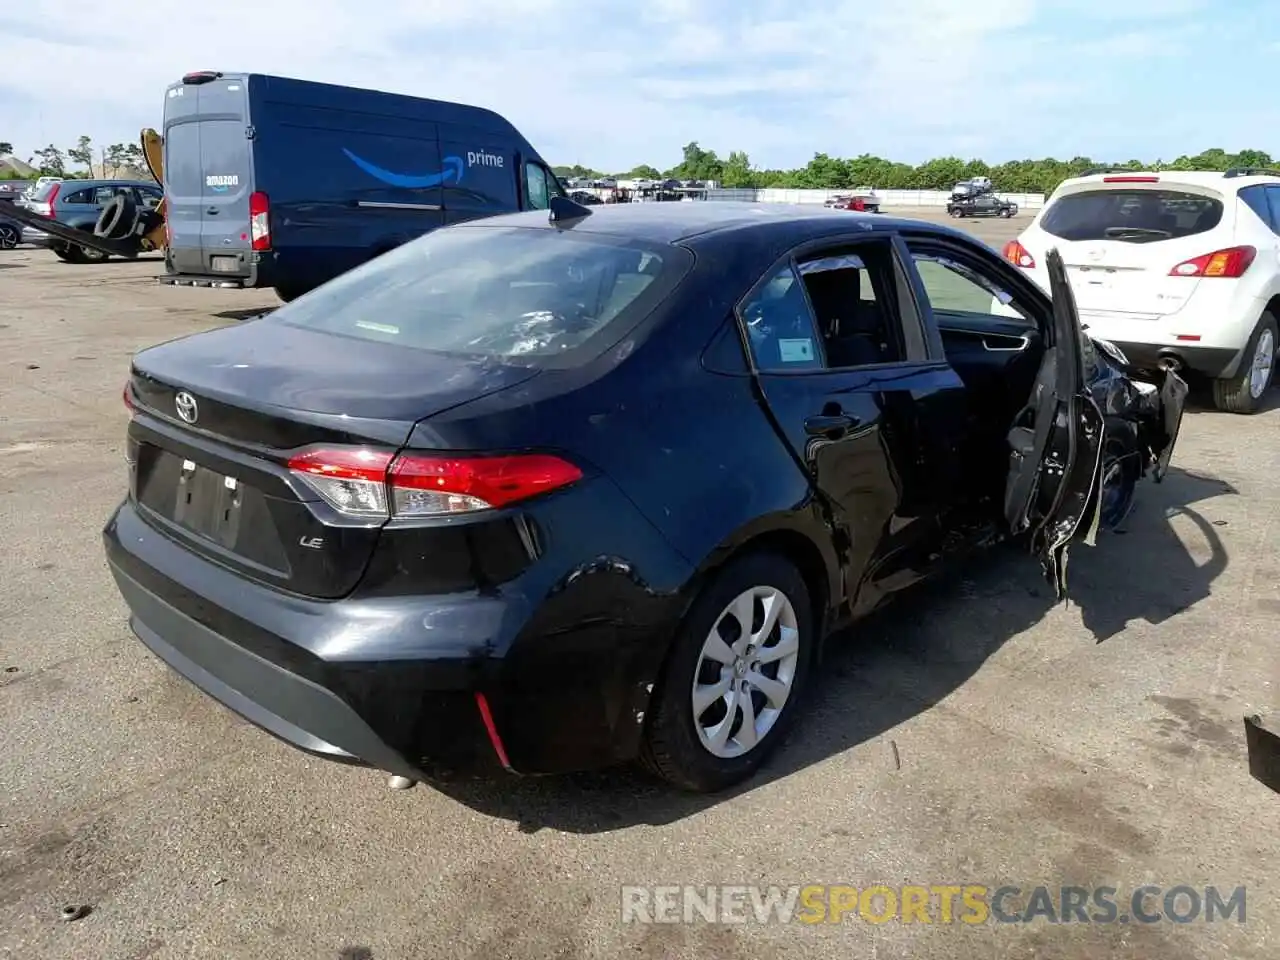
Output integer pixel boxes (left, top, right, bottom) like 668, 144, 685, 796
174, 391, 199, 424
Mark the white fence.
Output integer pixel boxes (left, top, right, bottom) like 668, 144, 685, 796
705, 187, 1047, 209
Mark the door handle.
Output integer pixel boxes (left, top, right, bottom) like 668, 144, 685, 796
206, 207, 219, 215
804, 413, 860, 437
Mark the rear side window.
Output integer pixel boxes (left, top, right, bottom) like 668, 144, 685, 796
1041, 189, 1224, 243
275, 226, 689, 366
62, 189, 93, 204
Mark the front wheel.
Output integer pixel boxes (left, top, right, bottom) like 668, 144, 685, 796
59, 244, 109, 264
1212, 313, 1277, 413
640, 552, 814, 792
0, 223, 18, 249
949, 207, 964, 218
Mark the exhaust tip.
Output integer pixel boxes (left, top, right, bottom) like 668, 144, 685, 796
1157, 351, 1184, 372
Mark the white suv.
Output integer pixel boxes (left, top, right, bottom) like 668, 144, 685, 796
1002, 168, 1280, 413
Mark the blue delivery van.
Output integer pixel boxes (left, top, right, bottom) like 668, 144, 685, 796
159, 71, 567, 301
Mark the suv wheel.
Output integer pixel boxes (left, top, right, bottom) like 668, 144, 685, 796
1212, 313, 1277, 414
640, 552, 814, 792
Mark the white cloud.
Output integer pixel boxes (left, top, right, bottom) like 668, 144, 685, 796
0, 0, 1268, 171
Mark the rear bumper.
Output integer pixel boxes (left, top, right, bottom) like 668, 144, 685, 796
103, 498, 676, 780
1107, 340, 1241, 379
160, 248, 269, 290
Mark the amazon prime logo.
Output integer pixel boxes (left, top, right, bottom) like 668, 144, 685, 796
174, 391, 199, 424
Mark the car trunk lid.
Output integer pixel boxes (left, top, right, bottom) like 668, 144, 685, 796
127, 318, 539, 599
1035, 182, 1234, 319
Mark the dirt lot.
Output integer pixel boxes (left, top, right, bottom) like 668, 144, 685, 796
1, 211, 1277, 960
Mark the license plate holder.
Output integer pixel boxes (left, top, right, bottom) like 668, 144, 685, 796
210, 255, 240, 273
172, 459, 245, 547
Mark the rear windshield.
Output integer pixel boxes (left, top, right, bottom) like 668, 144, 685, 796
274, 226, 689, 365
1041, 189, 1224, 243
30, 181, 61, 201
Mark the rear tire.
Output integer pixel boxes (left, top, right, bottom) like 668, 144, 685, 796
640, 552, 814, 793
58, 244, 98, 264
0, 223, 18, 249
1212, 313, 1277, 414
273, 284, 310, 303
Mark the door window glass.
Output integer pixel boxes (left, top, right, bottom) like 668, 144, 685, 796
911, 253, 1033, 324
525, 164, 550, 209
740, 265, 824, 371
796, 244, 906, 367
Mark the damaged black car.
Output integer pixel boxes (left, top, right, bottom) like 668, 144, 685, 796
104, 200, 1186, 793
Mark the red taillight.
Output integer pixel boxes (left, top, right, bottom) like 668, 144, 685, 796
32, 182, 59, 217
1002, 239, 1036, 268
123, 381, 135, 415
1169, 245, 1255, 279
285, 447, 583, 519
249, 191, 270, 251
1102, 175, 1159, 183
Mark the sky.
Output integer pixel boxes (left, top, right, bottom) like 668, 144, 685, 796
1, 0, 1277, 174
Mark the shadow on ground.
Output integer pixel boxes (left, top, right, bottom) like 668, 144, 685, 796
213, 307, 277, 322
434, 465, 1235, 833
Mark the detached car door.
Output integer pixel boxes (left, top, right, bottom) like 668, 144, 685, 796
1003, 248, 1106, 599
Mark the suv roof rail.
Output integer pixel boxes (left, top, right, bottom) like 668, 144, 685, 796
1223, 167, 1280, 179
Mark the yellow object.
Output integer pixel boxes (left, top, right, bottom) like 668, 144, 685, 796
140, 127, 167, 251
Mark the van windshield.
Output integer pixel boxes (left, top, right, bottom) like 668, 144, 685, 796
1041, 189, 1224, 243
274, 225, 689, 365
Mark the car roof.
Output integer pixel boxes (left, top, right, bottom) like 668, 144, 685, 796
1056, 170, 1280, 193
452, 202, 958, 245
61, 179, 157, 189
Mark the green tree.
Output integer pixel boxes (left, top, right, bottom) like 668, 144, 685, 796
0, 141, 13, 157
671, 142, 724, 182
67, 135, 93, 174
103, 142, 130, 173
33, 144, 65, 176
719, 150, 756, 188
573, 146, 1277, 198
624, 164, 661, 180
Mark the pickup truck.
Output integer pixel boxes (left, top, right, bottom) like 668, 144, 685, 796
947, 193, 1018, 218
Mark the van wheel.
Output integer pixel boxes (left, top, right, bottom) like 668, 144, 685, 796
640, 552, 814, 793
1212, 313, 1277, 414
273, 284, 310, 303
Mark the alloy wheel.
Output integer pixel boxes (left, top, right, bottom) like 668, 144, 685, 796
0, 225, 17, 250
690, 586, 800, 759
1250, 327, 1275, 399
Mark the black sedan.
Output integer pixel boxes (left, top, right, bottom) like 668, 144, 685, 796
104, 199, 1187, 793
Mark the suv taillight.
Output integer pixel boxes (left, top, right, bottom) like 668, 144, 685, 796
1002, 239, 1035, 268
286, 447, 584, 519
249, 191, 270, 251
1169, 245, 1255, 278
31, 182, 59, 217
